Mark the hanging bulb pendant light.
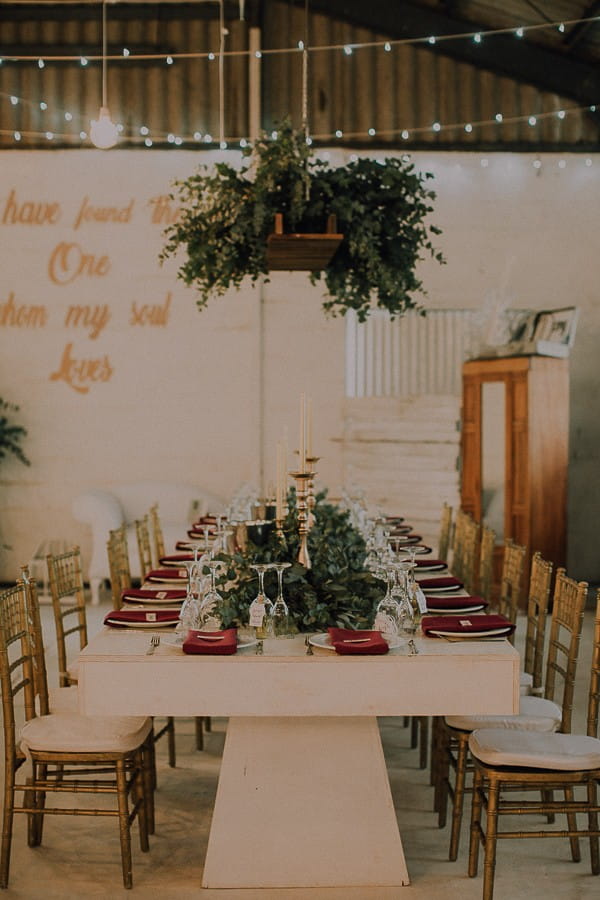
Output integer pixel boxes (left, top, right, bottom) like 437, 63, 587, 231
90, 1, 118, 149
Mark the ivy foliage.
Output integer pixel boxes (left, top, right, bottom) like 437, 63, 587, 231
160, 120, 445, 321
211, 490, 385, 633
0, 398, 30, 467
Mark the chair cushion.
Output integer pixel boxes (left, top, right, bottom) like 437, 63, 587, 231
445, 695, 562, 733
21, 713, 152, 755
469, 728, 600, 771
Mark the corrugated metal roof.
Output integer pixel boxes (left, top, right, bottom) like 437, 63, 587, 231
0, 0, 597, 150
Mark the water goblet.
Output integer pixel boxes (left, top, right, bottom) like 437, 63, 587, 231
199, 559, 225, 630
270, 561, 293, 637
248, 563, 271, 639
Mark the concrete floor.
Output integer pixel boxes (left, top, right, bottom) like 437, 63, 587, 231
1, 590, 598, 900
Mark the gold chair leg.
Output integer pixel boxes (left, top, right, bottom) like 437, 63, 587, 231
167, 716, 176, 767
588, 779, 600, 875
195, 717, 204, 751
115, 760, 133, 890
449, 734, 469, 860
133, 749, 149, 854
564, 786, 581, 862
468, 767, 484, 878
482, 776, 500, 900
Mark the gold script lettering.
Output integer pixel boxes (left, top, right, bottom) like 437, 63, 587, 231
0, 291, 47, 327
148, 195, 181, 226
48, 242, 111, 285
73, 196, 135, 230
64, 303, 111, 340
2, 188, 61, 225
129, 292, 172, 326
49, 343, 114, 394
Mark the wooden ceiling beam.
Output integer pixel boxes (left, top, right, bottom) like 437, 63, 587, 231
295, 0, 600, 109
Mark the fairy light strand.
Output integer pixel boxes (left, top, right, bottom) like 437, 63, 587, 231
1, 13, 599, 64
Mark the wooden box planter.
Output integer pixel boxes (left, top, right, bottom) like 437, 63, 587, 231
266, 213, 343, 271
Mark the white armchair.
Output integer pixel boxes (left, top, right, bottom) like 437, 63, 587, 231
72, 481, 224, 604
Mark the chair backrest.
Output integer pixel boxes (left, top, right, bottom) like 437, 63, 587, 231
523, 552, 554, 692
0, 579, 38, 770
437, 503, 453, 563
450, 508, 469, 580
460, 515, 480, 595
46, 546, 88, 687
497, 539, 526, 628
135, 515, 154, 579
586, 588, 600, 739
20, 566, 51, 715
543, 568, 588, 733
477, 524, 496, 607
149, 503, 166, 564
107, 525, 132, 608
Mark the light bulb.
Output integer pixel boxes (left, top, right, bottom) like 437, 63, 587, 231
90, 106, 119, 149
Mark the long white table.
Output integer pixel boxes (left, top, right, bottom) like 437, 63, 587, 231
78, 630, 519, 890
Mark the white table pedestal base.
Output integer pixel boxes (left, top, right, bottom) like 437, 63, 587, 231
202, 716, 409, 889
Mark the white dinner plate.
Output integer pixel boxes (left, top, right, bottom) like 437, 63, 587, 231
145, 576, 187, 585
105, 617, 180, 629
414, 563, 447, 573
122, 593, 185, 605
162, 633, 258, 649
419, 584, 463, 593
426, 604, 486, 614
428, 627, 513, 639
308, 632, 402, 651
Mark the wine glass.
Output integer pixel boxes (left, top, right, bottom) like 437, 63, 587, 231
174, 547, 204, 642
248, 563, 271, 639
270, 562, 293, 637
199, 559, 224, 631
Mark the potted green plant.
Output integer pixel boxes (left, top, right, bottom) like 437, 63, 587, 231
0, 398, 30, 468
160, 121, 445, 322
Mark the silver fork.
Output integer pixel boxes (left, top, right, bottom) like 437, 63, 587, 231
146, 635, 160, 655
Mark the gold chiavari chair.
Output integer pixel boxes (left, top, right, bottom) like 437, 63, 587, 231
477, 525, 496, 609
461, 515, 481, 596
496, 539, 527, 633
149, 503, 166, 565
108, 523, 209, 760
107, 525, 131, 609
520, 551, 553, 696
438, 569, 588, 861
0, 577, 153, 889
468, 588, 600, 900
46, 546, 88, 688
438, 502, 453, 563
449, 508, 466, 580
135, 515, 154, 580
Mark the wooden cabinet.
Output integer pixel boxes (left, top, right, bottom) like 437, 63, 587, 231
461, 356, 569, 597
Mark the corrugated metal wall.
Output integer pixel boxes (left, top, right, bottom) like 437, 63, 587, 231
0, 1, 596, 149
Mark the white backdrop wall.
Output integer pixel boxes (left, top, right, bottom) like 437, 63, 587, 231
0, 149, 598, 582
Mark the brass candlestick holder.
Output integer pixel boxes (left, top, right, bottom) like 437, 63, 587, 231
305, 456, 320, 529
290, 471, 312, 569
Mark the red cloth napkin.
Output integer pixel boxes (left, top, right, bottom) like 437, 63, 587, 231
146, 568, 188, 582
421, 614, 515, 638
104, 609, 181, 628
188, 529, 216, 540
425, 595, 488, 612
327, 627, 389, 655
121, 588, 186, 603
182, 628, 238, 655
418, 575, 464, 590
414, 559, 447, 570
394, 534, 422, 544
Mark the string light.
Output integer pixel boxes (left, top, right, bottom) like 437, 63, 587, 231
1, 13, 599, 65
89, 1, 118, 149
